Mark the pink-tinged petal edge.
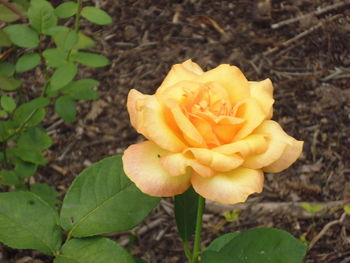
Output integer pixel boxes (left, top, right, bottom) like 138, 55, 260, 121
122, 141, 191, 197
191, 167, 264, 205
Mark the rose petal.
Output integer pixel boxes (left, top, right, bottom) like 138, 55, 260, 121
127, 89, 148, 132
160, 153, 214, 177
136, 95, 187, 152
168, 100, 206, 147
213, 134, 268, 157
191, 168, 264, 204
197, 64, 250, 103
249, 79, 274, 119
233, 98, 266, 141
189, 115, 220, 147
243, 120, 302, 170
157, 60, 203, 94
122, 141, 191, 197
263, 139, 303, 173
185, 148, 244, 172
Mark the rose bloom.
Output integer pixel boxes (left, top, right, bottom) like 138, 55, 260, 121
122, 60, 303, 204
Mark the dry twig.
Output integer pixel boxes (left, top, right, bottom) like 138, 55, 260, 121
308, 212, 348, 250
206, 200, 346, 219
271, 0, 350, 29
263, 14, 342, 56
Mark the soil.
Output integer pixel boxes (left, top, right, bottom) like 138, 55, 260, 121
1, 0, 350, 262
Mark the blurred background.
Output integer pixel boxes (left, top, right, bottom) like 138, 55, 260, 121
1, 0, 350, 262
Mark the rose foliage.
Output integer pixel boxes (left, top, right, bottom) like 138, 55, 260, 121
122, 60, 303, 204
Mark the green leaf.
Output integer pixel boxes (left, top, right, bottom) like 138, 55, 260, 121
0, 191, 62, 255
50, 63, 77, 90
0, 120, 16, 140
0, 30, 12, 47
0, 4, 20, 22
55, 95, 76, 123
301, 202, 325, 214
70, 52, 109, 67
13, 146, 46, 165
174, 186, 199, 241
0, 62, 15, 76
1, 95, 16, 112
201, 228, 307, 263
18, 126, 52, 150
54, 1, 77, 19
3, 24, 39, 48
13, 0, 30, 10
0, 74, 21, 90
0, 110, 8, 118
0, 170, 20, 186
52, 27, 78, 51
81, 6, 112, 25
222, 209, 240, 223
60, 155, 160, 238
205, 233, 240, 252
14, 158, 37, 179
344, 204, 350, 215
28, 0, 57, 34
54, 237, 135, 263
15, 53, 41, 73
31, 183, 60, 207
61, 79, 99, 100
13, 97, 49, 126
74, 32, 96, 50
42, 48, 68, 68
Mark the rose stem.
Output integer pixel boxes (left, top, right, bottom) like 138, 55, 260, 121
191, 195, 205, 263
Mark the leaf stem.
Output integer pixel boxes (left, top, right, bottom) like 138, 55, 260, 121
0, 0, 23, 18
191, 195, 205, 263
183, 240, 192, 261
74, 0, 83, 32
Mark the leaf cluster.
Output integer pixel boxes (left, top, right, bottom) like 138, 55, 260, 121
0, 0, 111, 187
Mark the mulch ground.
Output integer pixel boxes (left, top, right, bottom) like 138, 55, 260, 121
1, 0, 350, 262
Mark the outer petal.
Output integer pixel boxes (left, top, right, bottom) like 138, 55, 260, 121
185, 148, 243, 172
136, 95, 187, 152
263, 139, 303, 173
243, 120, 302, 170
233, 98, 266, 141
213, 134, 268, 158
157, 60, 203, 94
197, 64, 250, 103
122, 141, 191, 197
191, 168, 264, 204
127, 89, 148, 132
160, 153, 214, 177
249, 79, 274, 119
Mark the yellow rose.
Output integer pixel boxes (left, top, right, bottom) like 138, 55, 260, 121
122, 60, 303, 204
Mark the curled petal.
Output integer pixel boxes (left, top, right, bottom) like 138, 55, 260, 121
192, 168, 264, 204
168, 100, 205, 147
263, 139, 303, 173
197, 64, 250, 103
157, 60, 203, 94
243, 120, 302, 170
249, 79, 274, 119
213, 134, 268, 158
185, 148, 243, 172
160, 153, 214, 177
122, 141, 191, 197
131, 94, 187, 152
233, 98, 266, 141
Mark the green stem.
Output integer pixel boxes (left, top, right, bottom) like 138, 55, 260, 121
183, 240, 192, 261
191, 195, 205, 263
74, 0, 83, 32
